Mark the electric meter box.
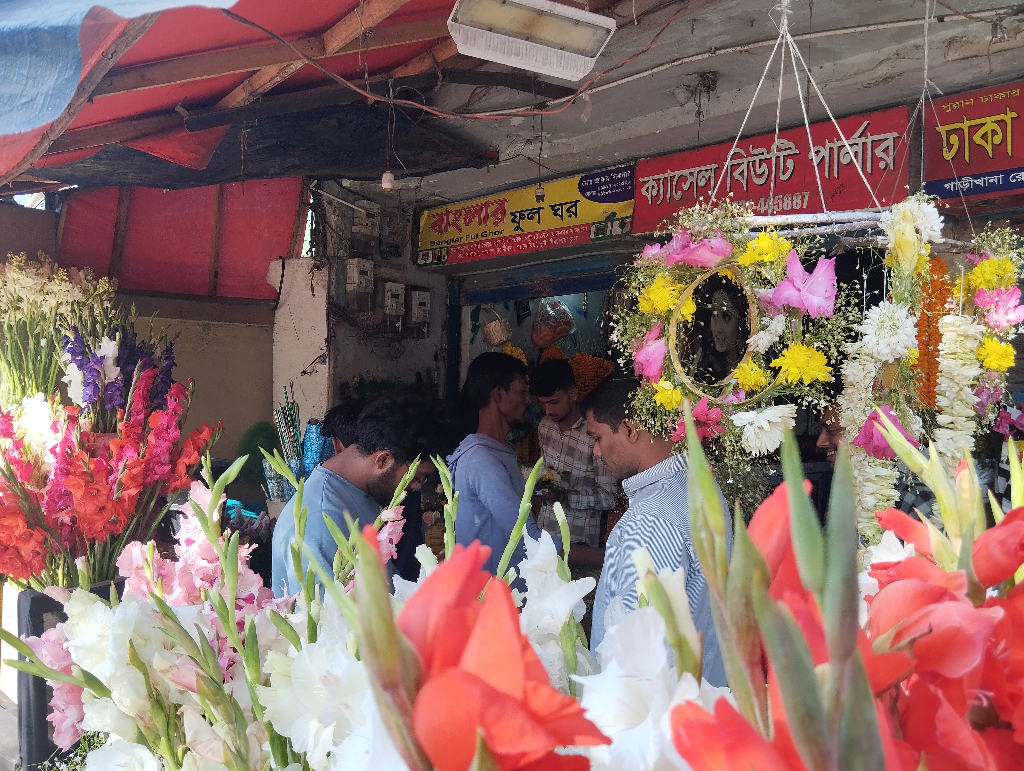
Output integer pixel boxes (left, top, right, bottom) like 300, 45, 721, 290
383, 282, 406, 316
408, 290, 430, 325
345, 258, 374, 293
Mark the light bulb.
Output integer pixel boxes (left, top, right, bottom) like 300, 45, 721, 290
382, 170, 396, 193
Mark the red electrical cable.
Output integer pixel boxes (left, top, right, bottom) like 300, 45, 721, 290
219, 5, 686, 120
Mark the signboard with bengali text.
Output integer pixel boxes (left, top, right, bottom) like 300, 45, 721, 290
415, 166, 634, 266
632, 107, 910, 234
923, 80, 1024, 202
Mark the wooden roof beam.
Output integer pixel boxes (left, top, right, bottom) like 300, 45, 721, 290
92, 17, 449, 98
214, 0, 416, 111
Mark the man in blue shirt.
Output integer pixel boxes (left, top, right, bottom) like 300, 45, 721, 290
583, 375, 730, 686
272, 392, 451, 597
448, 352, 542, 583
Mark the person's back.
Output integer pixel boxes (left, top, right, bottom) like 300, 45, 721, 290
583, 375, 730, 686
271, 391, 452, 597
271, 463, 380, 596
449, 352, 541, 580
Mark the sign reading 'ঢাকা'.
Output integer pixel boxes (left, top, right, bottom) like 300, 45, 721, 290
414, 166, 635, 266
923, 80, 1024, 200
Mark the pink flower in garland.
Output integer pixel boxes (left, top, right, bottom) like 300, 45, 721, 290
666, 232, 734, 269
975, 286, 1024, 333
642, 231, 693, 261
772, 251, 837, 318
671, 397, 725, 442
634, 322, 668, 382
853, 406, 920, 460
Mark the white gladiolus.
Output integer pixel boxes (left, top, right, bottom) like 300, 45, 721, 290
83, 738, 163, 771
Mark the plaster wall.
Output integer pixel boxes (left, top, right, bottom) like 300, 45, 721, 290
133, 312, 274, 462
0, 204, 56, 258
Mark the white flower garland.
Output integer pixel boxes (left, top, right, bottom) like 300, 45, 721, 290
838, 352, 898, 543
857, 302, 918, 363
933, 314, 985, 476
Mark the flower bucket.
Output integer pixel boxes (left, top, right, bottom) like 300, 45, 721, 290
0, 580, 17, 705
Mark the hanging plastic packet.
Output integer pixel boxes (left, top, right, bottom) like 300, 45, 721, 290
302, 419, 327, 476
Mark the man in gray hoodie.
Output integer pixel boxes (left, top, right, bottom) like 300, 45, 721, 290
448, 352, 542, 581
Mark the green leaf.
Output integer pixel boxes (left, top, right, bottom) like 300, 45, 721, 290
683, 401, 729, 593
957, 517, 986, 607
823, 445, 859, 665
837, 654, 887, 771
496, 457, 543, 580
724, 509, 771, 735
468, 729, 500, 771
1009, 438, 1024, 511
268, 610, 303, 651
753, 582, 831, 771
781, 431, 823, 597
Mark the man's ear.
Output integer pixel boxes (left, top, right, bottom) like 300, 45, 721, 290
621, 419, 642, 443
331, 438, 345, 454
568, 386, 580, 403
372, 449, 394, 472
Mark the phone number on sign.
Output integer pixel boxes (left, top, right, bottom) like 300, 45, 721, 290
738, 191, 812, 214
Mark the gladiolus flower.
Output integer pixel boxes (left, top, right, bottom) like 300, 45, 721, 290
853, 406, 920, 461
633, 323, 667, 382
771, 251, 837, 318
972, 507, 1024, 587
975, 286, 1024, 333
642, 231, 693, 262
671, 396, 724, 443
398, 543, 608, 771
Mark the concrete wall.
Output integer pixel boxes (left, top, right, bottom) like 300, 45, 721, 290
318, 183, 449, 402
126, 294, 274, 464
0, 203, 56, 259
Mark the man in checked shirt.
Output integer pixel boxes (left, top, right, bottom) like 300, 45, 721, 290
532, 359, 617, 566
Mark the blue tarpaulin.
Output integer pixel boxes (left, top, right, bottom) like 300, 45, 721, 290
0, 1, 234, 135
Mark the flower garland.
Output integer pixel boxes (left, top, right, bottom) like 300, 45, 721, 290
915, 256, 952, 408
612, 200, 849, 516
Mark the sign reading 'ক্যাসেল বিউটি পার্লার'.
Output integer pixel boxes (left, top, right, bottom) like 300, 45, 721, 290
923, 79, 1024, 201
630, 106, 910, 234
415, 165, 635, 266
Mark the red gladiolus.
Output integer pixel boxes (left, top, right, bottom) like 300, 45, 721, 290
868, 556, 968, 595
973, 508, 1024, 588
398, 543, 608, 771
875, 508, 933, 558
747, 480, 812, 600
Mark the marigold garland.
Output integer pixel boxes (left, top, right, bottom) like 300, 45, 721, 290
915, 257, 952, 409
569, 352, 614, 397
539, 346, 566, 363
502, 341, 528, 366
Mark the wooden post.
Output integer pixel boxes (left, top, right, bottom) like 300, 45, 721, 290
208, 184, 224, 296
287, 177, 313, 260
108, 186, 132, 280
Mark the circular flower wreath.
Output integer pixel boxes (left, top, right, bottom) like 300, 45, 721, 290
611, 200, 859, 515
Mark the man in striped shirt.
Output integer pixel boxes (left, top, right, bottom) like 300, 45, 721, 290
583, 375, 730, 686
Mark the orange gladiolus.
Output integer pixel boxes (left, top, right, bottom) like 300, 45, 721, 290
973, 508, 1024, 588
398, 542, 608, 771
875, 508, 933, 558
747, 480, 812, 600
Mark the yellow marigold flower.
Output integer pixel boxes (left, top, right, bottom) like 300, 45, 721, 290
906, 348, 920, 366
652, 379, 683, 410
738, 231, 792, 265
968, 257, 1017, 292
977, 336, 1015, 372
771, 342, 832, 385
679, 297, 696, 322
638, 273, 684, 315
734, 359, 770, 392
501, 341, 528, 365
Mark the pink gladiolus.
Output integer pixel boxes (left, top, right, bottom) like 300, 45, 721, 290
377, 505, 406, 563
994, 408, 1024, 436
634, 322, 668, 382
754, 288, 785, 318
974, 371, 1003, 416
772, 251, 837, 318
966, 251, 991, 267
25, 627, 84, 751
666, 236, 734, 269
853, 406, 920, 460
671, 396, 725, 442
975, 286, 1024, 333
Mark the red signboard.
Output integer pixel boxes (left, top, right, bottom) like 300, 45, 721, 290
632, 107, 910, 234
923, 80, 1024, 202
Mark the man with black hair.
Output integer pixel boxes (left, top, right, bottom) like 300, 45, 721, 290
271, 391, 451, 597
532, 359, 616, 566
319, 398, 367, 454
448, 351, 542, 581
583, 375, 729, 686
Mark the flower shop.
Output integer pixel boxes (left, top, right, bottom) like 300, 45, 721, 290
6, 0, 1024, 769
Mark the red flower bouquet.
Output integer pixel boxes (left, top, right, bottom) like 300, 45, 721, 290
0, 367, 219, 588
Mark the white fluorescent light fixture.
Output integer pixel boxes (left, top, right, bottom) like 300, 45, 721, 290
448, 0, 617, 82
